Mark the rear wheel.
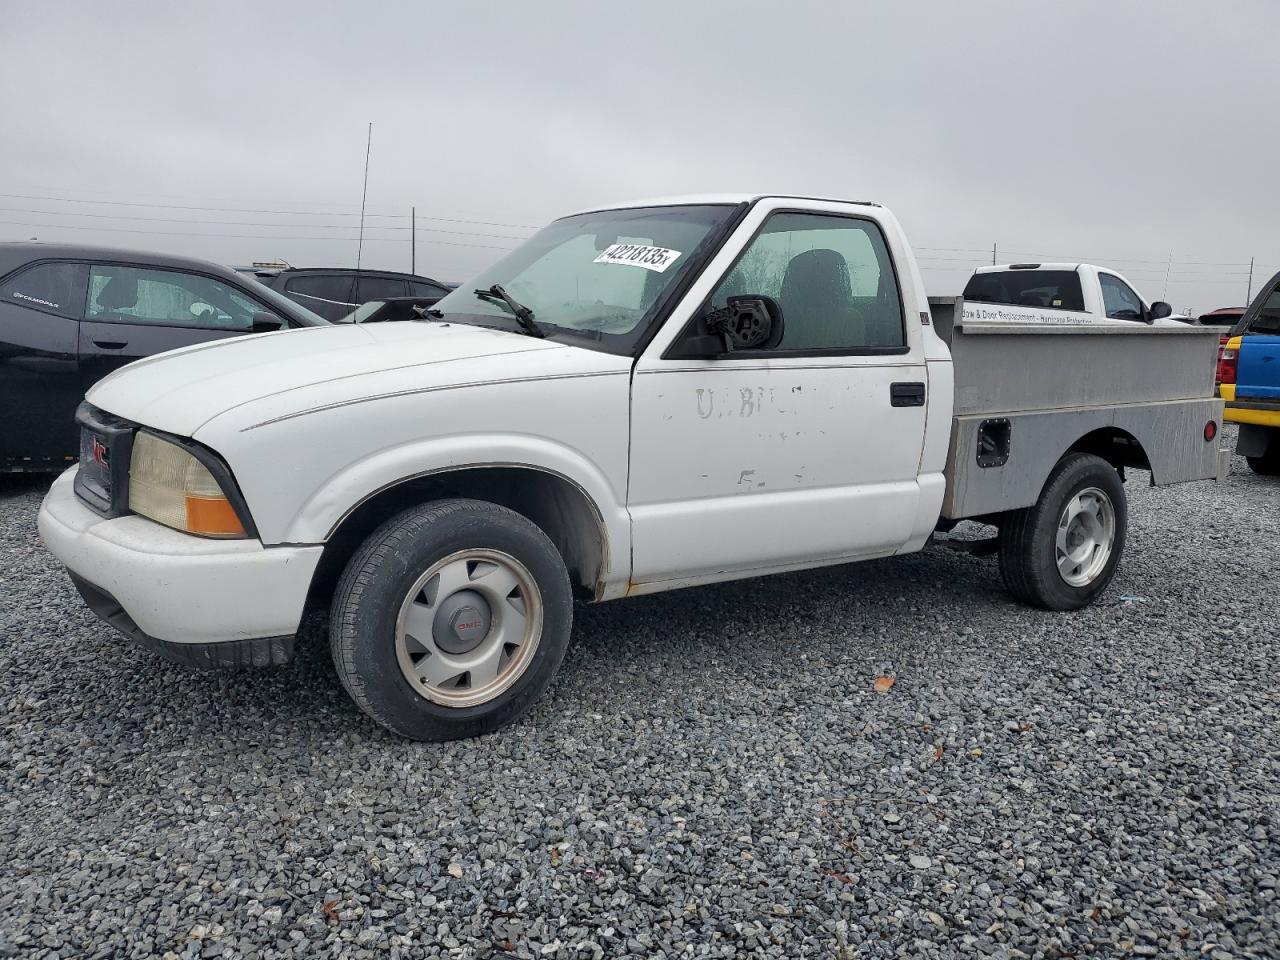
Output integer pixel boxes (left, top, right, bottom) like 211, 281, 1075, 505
1246, 431, 1280, 475
998, 453, 1127, 610
330, 498, 573, 741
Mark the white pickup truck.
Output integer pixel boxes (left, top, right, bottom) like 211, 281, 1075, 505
962, 262, 1179, 327
38, 194, 1225, 741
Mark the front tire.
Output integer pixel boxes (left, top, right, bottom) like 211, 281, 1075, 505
998, 453, 1127, 611
330, 499, 573, 741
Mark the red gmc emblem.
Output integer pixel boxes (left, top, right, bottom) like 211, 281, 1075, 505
91, 437, 109, 467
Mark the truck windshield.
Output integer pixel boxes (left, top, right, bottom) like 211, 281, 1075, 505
963, 270, 1085, 312
429, 204, 736, 353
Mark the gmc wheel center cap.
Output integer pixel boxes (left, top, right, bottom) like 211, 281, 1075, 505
432, 590, 492, 655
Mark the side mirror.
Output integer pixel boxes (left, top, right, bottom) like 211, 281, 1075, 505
1149, 301, 1173, 321
251, 311, 285, 332
710, 295, 785, 350
669, 295, 786, 358
669, 333, 728, 359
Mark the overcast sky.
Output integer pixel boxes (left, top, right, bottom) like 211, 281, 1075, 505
2, 0, 1276, 312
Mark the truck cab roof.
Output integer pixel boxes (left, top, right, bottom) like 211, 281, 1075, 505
973, 262, 1085, 273
569, 194, 883, 216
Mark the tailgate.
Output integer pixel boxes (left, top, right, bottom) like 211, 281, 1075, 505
1236, 335, 1280, 400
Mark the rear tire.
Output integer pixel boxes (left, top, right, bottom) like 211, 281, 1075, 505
998, 453, 1127, 611
330, 498, 573, 741
1246, 433, 1280, 475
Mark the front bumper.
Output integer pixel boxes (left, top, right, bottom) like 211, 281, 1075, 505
38, 468, 322, 655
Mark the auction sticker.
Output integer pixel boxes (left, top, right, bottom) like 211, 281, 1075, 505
593, 243, 682, 273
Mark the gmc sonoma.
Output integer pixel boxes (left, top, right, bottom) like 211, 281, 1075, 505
38, 195, 1226, 740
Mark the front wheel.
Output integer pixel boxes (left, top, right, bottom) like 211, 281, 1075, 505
330, 498, 573, 741
998, 453, 1127, 611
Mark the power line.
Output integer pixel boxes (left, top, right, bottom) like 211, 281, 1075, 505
0, 192, 1255, 269
999, 250, 1256, 268
0, 206, 532, 240
917, 242, 1258, 269
0, 192, 542, 230
0, 219, 518, 250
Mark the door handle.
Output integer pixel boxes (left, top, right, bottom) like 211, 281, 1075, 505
890, 381, 926, 407
92, 339, 128, 349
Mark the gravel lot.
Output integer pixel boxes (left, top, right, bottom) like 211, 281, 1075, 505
2, 438, 1278, 959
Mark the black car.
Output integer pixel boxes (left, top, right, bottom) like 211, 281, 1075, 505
245, 267, 453, 322
0, 242, 326, 473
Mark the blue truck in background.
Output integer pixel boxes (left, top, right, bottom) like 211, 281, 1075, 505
1220, 269, 1280, 475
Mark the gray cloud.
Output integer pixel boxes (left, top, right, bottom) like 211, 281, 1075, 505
1, 0, 1275, 310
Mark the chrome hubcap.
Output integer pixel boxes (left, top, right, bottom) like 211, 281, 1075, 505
395, 549, 542, 707
1055, 486, 1116, 587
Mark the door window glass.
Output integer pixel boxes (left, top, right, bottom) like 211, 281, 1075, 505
0, 261, 88, 319
1098, 274, 1145, 321
86, 265, 258, 329
356, 276, 407, 301
708, 212, 905, 350
410, 280, 450, 297
284, 274, 357, 308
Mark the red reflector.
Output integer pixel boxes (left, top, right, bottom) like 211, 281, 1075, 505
1205, 421, 1218, 441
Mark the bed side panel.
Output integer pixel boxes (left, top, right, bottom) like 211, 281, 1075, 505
943, 398, 1223, 519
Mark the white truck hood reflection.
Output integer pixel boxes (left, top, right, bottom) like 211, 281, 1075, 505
86, 321, 590, 437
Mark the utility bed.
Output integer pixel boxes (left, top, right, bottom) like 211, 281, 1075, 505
929, 297, 1226, 520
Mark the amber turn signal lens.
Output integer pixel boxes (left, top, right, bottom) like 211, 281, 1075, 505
128, 431, 249, 539
185, 495, 246, 537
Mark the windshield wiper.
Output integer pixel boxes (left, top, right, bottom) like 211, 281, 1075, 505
473, 284, 545, 338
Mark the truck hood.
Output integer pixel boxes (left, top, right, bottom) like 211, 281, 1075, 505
86, 321, 584, 437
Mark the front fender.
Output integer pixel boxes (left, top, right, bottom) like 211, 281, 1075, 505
285, 431, 630, 555
190, 349, 633, 554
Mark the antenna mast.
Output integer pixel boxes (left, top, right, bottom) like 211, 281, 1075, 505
356, 122, 372, 276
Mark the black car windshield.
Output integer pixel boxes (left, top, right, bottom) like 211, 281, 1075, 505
429, 204, 736, 353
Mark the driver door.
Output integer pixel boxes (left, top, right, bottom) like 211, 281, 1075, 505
78, 263, 259, 391
627, 206, 930, 588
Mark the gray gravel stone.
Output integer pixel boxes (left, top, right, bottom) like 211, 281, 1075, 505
1, 432, 1278, 958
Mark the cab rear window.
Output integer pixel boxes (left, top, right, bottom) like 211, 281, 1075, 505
1248, 289, 1280, 335
963, 270, 1085, 311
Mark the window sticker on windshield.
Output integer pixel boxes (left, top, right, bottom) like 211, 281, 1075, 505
593, 243, 682, 273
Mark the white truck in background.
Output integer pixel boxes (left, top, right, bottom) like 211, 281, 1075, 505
38, 194, 1226, 741
962, 262, 1182, 327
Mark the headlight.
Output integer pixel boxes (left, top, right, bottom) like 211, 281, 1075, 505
128, 432, 248, 539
